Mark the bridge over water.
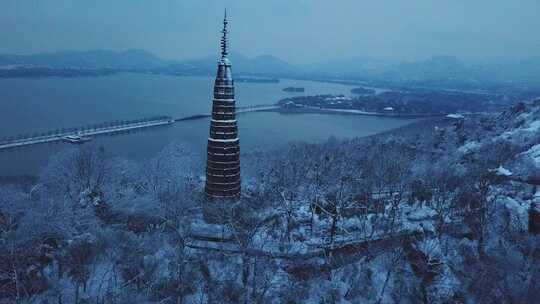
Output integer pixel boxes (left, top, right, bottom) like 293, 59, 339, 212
0, 104, 279, 151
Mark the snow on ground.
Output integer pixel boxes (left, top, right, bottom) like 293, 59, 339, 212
364, 254, 393, 304
516, 111, 532, 122
398, 204, 438, 234
446, 113, 464, 119
498, 131, 515, 140
458, 141, 481, 154
525, 120, 540, 132
521, 144, 540, 167
500, 196, 529, 230
534, 189, 540, 203
428, 262, 461, 302
416, 238, 442, 260
496, 115, 540, 140
494, 166, 513, 177
405, 205, 438, 222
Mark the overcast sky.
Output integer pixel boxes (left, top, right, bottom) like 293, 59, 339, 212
1, 0, 540, 64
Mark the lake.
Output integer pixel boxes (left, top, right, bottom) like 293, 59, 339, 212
0, 73, 416, 176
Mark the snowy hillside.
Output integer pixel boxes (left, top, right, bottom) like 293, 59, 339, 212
1, 100, 540, 303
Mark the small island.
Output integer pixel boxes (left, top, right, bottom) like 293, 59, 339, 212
235, 77, 279, 83
350, 86, 375, 95
283, 87, 305, 92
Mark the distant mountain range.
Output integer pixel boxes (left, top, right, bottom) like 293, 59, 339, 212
0, 49, 298, 77
159, 51, 297, 76
1, 49, 540, 89
302, 55, 540, 85
0, 50, 169, 69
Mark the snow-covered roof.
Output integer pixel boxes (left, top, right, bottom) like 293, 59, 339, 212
446, 113, 464, 119
324, 96, 352, 101
494, 166, 513, 177
458, 141, 480, 154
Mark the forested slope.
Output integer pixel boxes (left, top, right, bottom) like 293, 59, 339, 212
1, 100, 540, 303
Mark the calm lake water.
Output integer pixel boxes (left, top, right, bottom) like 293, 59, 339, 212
0, 73, 415, 176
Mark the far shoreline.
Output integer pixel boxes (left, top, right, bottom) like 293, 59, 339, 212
257, 106, 448, 119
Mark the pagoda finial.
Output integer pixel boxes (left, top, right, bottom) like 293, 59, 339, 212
221, 9, 229, 59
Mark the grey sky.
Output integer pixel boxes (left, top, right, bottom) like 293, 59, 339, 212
1, 0, 539, 64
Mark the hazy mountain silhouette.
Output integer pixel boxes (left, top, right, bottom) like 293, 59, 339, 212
0, 49, 169, 69
1, 49, 539, 85
180, 52, 296, 76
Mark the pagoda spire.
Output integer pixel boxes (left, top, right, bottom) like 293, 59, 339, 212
204, 10, 241, 200
221, 9, 229, 59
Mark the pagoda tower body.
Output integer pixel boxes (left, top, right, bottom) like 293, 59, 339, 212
205, 12, 241, 198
